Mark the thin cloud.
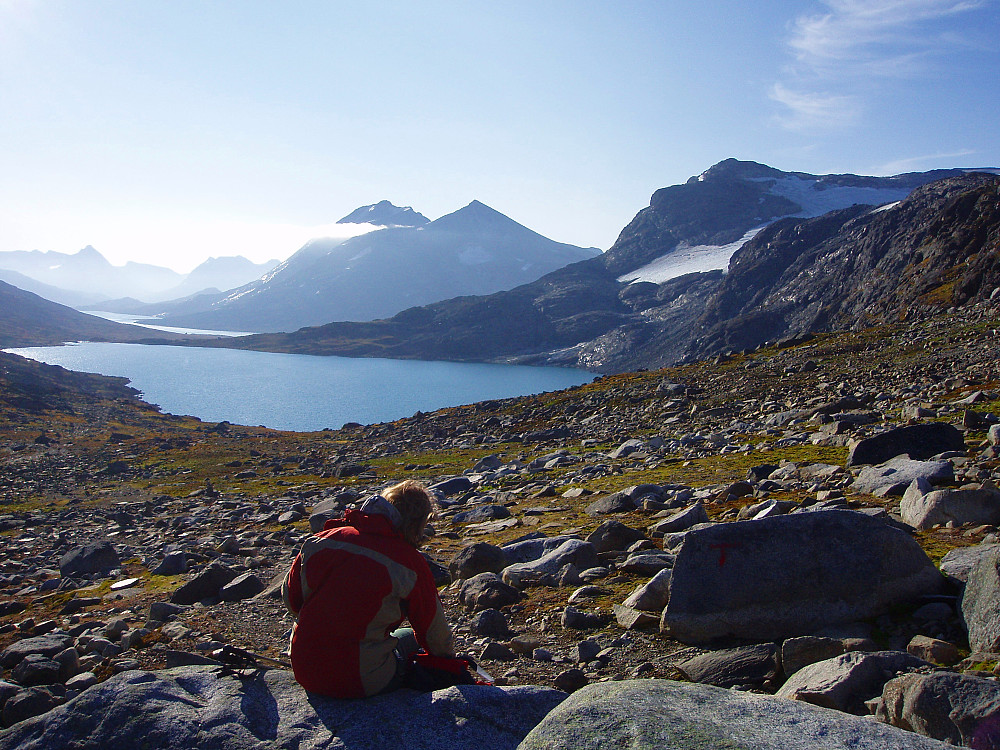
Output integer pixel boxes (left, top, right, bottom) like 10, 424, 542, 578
769, 83, 860, 130
789, 0, 987, 71
876, 149, 977, 173
772, 0, 989, 129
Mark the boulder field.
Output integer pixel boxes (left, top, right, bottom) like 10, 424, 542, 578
2, 302, 1000, 746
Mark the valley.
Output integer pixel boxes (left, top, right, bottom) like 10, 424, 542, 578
1, 296, 998, 743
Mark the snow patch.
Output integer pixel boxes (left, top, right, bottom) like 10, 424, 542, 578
871, 201, 902, 214
618, 226, 764, 285
458, 246, 493, 265
752, 175, 911, 219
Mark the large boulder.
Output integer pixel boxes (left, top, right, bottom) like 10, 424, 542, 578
449, 542, 508, 581
940, 543, 1000, 583
452, 505, 511, 525
852, 458, 953, 495
0, 634, 74, 670
501, 539, 598, 589
775, 651, 929, 715
875, 671, 1000, 747
585, 520, 645, 553
502, 536, 576, 564
647, 501, 709, 536
900, 485, 1000, 530
459, 573, 520, 612
517, 679, 950, 749
961, 544, 1000, 653
846, 423, 966, 467
58, 542, 119, 577
621, 568, 672, 612
170, 562, 238, 605
0, 666, 565, 749
678, 643, 778, 689
660, 510, 945, 645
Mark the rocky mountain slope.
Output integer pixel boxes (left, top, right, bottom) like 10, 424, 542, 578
0, 299, 998, 746
217, 163, 995, 372
0, 281, 193, 348
159, 201, 601, 332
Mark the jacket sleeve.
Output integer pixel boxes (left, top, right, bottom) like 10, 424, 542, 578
405, 559, 455, 657
282, 554, 304, 616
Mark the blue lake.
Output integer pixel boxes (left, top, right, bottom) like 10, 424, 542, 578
5, 343, 594, 432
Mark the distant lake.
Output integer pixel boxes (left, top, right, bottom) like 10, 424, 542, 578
82, 311, 253, 337
5, 343, 594, 431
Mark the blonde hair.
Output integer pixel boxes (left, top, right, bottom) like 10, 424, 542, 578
383, 480, 434, 547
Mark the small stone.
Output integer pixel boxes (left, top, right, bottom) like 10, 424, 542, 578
553, 668, 589, 693
574, 639, 602, 664
471, 609, 511, 639
561, 606, 607, 630
906, 635, 961, 666
479, 642, 517, 662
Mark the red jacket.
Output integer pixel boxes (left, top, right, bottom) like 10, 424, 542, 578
282, 507, 454, 698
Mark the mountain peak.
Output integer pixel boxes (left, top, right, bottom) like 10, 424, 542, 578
337, 201, 429, 227
427, 200, 524, 233
691, 159, 786, 183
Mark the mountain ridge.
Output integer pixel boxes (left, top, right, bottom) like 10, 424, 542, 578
157, 200, 601, 332
337, 200, 429, 226
204, 162, 998, 372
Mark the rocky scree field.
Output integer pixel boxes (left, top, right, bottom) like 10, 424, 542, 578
0, 298, 999, 745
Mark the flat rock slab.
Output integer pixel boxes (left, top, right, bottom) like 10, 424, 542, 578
0, 666, 566, 750
516, 679, 950, 749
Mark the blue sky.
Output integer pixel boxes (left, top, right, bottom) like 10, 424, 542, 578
1, 0, 997, 272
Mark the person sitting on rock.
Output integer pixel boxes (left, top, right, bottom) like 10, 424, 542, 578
282, 479, 457, 698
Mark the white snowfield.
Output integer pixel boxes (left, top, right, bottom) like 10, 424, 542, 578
619, 174, 917, 286
618, 227, 764, 285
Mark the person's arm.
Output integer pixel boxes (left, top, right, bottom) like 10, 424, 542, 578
281, 554, 304, 616
406, 560, 455, 657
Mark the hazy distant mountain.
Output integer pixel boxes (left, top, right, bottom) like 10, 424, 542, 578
337, 200, 429, 227
0, 246, 183, 303
217, 160, 996, 372
0, 280, 191, 347
0, 268, 104, 308
155, 255, 280, 301
158, 200, 602, 332
0, 245, 288, 309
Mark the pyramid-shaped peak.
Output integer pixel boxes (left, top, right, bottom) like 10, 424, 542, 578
337, 201, 429, 227
427, 200, 529, 234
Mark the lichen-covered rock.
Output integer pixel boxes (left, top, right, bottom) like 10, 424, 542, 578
0, 666, 566, 749
518, 679, 950, 749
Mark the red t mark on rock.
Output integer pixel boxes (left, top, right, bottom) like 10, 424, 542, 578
709, 542, 740, 567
